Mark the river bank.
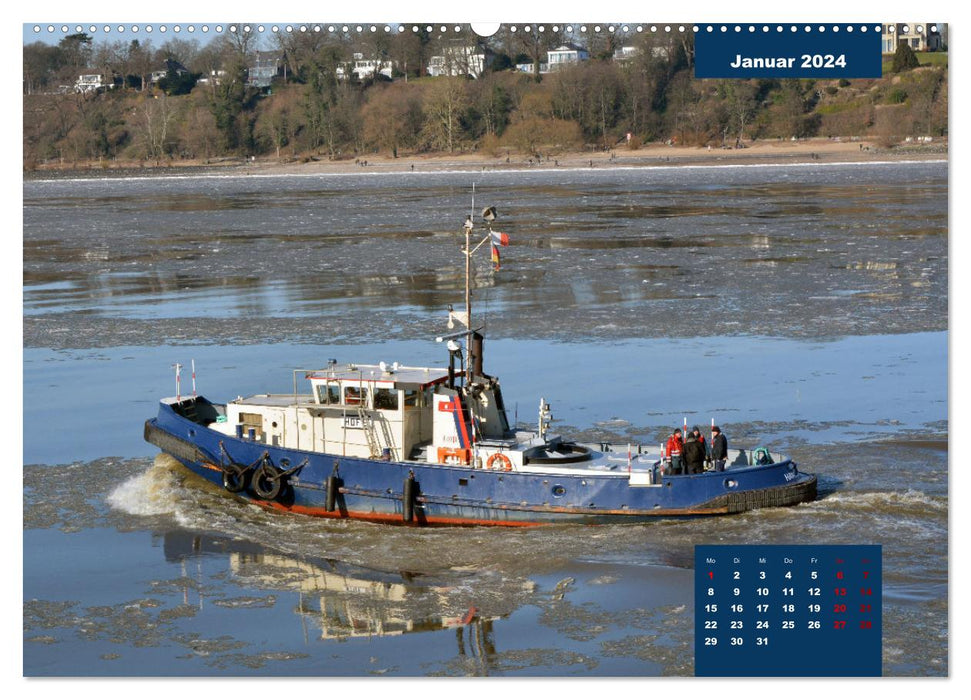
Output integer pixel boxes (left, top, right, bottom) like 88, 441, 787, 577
23, 137, 947, 181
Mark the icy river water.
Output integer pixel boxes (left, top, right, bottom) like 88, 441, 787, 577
22, 161, 947, 676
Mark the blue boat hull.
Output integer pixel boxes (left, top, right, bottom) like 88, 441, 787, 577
145, 399, 817, 526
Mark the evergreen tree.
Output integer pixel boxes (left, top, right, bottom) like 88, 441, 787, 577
892, 43, 920, 73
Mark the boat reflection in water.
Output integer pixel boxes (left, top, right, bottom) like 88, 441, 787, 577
160, 529, 528, 647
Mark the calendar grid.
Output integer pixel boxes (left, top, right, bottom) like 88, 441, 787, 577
695, 545, 882, 676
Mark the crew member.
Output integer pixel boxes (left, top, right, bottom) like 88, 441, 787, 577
683, 431, 707, 474
691, 426, 707, 451
692, 426, 709, 468
665, 429, 684, 475
711, 425, 728, 472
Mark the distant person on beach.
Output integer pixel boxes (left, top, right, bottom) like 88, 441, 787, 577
665, 429, 684, 475
683, 431, 706, 474
711, 426, 728, 471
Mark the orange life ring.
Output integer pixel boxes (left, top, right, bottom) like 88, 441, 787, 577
487, 452, 513, 472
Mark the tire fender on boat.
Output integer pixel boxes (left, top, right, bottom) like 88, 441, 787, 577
486, 452, 513, 472
253, 463, 284, 500
221, 467, 248, 493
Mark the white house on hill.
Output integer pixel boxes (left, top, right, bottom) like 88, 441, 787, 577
337, 53, 394, 81
546, 44, 590, 71
427, 45, 491, 78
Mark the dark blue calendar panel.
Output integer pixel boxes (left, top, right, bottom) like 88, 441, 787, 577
695, 545, 882, 677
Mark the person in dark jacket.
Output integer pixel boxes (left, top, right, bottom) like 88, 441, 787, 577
692, 426, 706, 448
711, 425, 728, 471
683, 432, 707, 474
691, 426, 708, 464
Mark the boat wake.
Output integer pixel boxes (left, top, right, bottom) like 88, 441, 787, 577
106, 462, 184, 519
814, 488, 947, 515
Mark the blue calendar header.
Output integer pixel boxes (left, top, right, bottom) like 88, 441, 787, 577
695, 24, 883, 79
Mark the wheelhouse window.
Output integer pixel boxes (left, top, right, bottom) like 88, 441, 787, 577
374, 388, 399, 411
315, 383, 340, 405
238, 412, 262, 428
343, 386, 368, 406
404, 388, 422, 408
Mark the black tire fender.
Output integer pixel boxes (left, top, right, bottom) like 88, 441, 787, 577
253, 464, 283, 500
222, 468, 248, 493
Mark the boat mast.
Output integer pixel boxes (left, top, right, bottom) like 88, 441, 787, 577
459, 185, 497, 385
465, 185, 474, 384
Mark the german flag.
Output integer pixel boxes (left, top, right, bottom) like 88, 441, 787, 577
490, 231, 509, 271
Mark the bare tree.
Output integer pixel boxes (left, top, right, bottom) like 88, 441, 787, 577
497, 25, 563, 80
127, 39, 155, 90
667, 70, 698, 144
193, 41, 226, 97
23, 42, 63, 94
422, 77, 466, 152
257, 85, 298, 159
390, 25, 437, 79
721, 80, 757, 146
91, 42, 123, 89
908, 70, 945, 136
224, 25, 259, 57
273, 28, 331, 81
140, 93, 176, 163
362, 82, 423, 157
181, 89, 220, 160
156, 38, 200, 70
585, 26, 633, 61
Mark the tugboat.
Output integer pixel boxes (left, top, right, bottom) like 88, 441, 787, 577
144, 205, 816, 526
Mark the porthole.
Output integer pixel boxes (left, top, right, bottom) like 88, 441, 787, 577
551, 484, 566, 498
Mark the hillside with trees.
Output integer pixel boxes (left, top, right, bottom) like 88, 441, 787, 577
23, 27, 948, 170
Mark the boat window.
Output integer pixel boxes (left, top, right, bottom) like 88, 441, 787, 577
374, 388, 399, 411
404, 388, 421, 408
344, 386, 368, 406
238, 412, 262, 427
315, 383, 340, 405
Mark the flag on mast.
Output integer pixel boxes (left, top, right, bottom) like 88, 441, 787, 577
490, 231, 509, 271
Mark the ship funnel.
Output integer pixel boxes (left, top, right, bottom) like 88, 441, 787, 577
472, 331, 484, 377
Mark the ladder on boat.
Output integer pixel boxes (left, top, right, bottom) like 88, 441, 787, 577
356, 404, 383, 458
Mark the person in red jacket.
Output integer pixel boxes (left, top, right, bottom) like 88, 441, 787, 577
665, 428, 684, 475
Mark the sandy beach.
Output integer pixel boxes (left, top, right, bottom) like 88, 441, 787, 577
25, 137, 947, 180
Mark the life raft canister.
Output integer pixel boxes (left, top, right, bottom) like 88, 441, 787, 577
437, 447, 471, 465
486, 452, 513, 472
